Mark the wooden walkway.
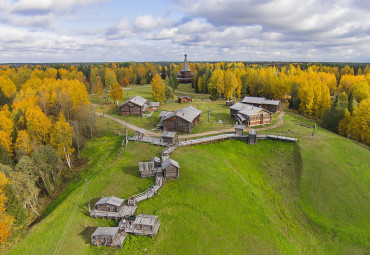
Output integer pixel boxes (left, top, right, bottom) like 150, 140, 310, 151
128, 176, 163, 204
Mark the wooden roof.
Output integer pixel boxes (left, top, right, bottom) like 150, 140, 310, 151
139, 162, 155, 171
180, 53, 191, 72
238, 106, 265, 116
95, 196, 124, 207
229, 102, 248, 111
120, 95, 148, 107
242, 96, 280, 106
134, 214, 158, 226
162, 158, 180, 169
162, 131, 177, 138
175, 106, 201, 123
178, 95, 191, 99
150, 156, 161, 163
92, 227, 119, 237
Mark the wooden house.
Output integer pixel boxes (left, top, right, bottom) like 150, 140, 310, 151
230, 103, 271, 127
91, 227, 126, 248
234, 124, 245, 136
89, 196, 136, 220
93, 196, 124, 213
178, 95, 192, 104
242, 96, 280, 113
162, 131, 178, 145
162, 106, 201, 133
248, 130, 257, 144
139, 162, 156, 178
177, 53, 194, 83
162, 158, 180, 178
119, 95, 147, 116
120, 214, 160, 237
146, 102, 160, 111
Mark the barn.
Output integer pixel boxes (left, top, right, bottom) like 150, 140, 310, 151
161, 106, 201, 133
162, 158, 180, 178
119, 95, 147, 116
178, 95, 192, 104
91, 227, 126, 248
242, 96, 281, 113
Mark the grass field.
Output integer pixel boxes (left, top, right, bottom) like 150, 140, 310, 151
90, 85, 280, 134
7, 111, 370, 254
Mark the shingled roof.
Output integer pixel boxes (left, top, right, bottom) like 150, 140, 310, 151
133, 214, 158, 226
180, 53, 191, 72
95, 196, 124, 207
162, 158, 180, 169
238, 106, 265, 116
175, 106, 201, 123
229, 102, 248, 111
242, 96, 266, 104
120, 95, 147, 107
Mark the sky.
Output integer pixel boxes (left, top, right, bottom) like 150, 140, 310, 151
0, 0, 369, 63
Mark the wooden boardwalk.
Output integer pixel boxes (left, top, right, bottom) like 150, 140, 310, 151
128, 176, 163, 204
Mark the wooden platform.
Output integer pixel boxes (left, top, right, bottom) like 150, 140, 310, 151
90, 205, 137, 219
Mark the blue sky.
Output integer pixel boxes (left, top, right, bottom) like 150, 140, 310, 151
0, 0, 369, 63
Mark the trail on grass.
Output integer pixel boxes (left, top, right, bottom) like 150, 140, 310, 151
91, 103, 285, 139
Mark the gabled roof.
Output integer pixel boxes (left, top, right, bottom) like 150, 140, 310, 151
150, 157, 161, 163
139, 162, 155, 171
162, 158, 180, 169
262, 99, 280, 106
175, 106, 201, 123
92, 227, 119, 237
162, 131, 177, 138
242, 96, 266, 104
238, 106, 265, 117
95, 196, 124, 207
229, 102, 248, 111
159, 110, 175, 119
133, 214, 158, 226
237, 113, 247, 122
180, 53, 191, 72
120, 95, 147, 107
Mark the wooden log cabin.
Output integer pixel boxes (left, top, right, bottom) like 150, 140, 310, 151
120, 214, 160, 237
161, 106, 201, 133
242, 96, 281, 113
178, 95, 192, 104
177, 53, 194, 83
229, 103, 271, 127
119, 95, 147, 116
162, 131, 178, 145
162, 158, 180, 178
91, 227, 126, 248
139, 161, 156, 178
89, 196, 136, 220
237, 106, 271, 127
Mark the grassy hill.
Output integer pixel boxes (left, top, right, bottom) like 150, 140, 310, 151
6, 112, 370, 254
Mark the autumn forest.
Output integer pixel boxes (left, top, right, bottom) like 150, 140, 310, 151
0, 61, 369, 246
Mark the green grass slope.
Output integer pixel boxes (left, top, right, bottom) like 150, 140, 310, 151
7, 112, 370, 254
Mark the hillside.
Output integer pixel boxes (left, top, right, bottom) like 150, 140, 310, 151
7, 112, 370, 254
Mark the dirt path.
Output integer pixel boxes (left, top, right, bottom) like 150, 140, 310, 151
92, 103, 285, 139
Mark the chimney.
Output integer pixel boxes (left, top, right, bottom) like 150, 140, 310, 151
182, 113, 184, 116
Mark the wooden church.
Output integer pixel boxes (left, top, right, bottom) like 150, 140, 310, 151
177, 53, 194, 83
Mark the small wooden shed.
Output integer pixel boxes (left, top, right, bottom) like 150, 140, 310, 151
162, 131, 178, 145
162, 158, 180, 178
178, 95, 192, 104
139, 162, 156, 178
150, 157, 161, 167
94, 196, 124, 213
248, 130, 257, 144
234, 124, 245, 136
120, 214, 160, 237
91, 227, 126, 248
